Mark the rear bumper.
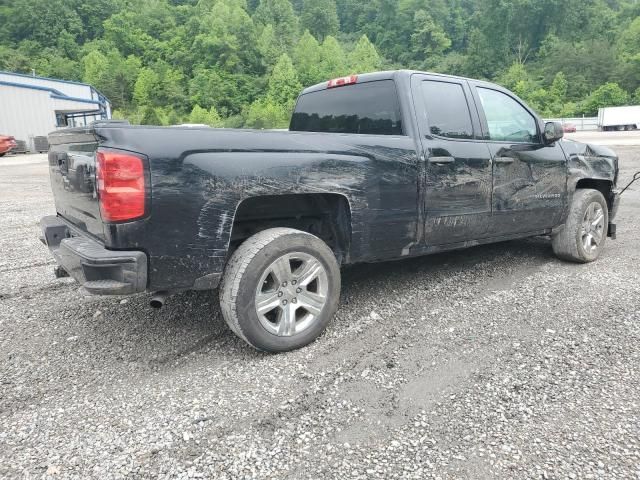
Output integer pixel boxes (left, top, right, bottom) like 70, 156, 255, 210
40, 216, 147, 295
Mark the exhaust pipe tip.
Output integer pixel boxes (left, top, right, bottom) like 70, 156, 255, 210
150, 291, 170, 309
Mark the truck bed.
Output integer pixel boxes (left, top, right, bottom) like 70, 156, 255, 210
47, 124, 420, 291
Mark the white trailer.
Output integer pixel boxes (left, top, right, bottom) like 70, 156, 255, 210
597, 106, 640, 131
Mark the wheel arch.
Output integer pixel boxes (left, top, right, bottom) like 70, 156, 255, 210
229, 193, 353, 264
574, 178, 615, 211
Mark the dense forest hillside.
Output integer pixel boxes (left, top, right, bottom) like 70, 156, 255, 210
1, 0, 639, 127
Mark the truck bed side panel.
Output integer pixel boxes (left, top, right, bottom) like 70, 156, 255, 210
97, 127, 420, 291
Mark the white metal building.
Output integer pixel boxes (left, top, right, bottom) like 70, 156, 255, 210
0, 71, 111, 151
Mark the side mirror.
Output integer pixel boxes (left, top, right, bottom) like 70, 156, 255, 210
543, 121, 564, 144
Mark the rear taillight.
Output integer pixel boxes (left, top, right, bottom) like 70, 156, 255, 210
327, 75, 358, 88
96, 150, 146, 222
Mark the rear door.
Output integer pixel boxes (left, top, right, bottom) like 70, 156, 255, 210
411, 74, 493, 245
470, 84, 567, 234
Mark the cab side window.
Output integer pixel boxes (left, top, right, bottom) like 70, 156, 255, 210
421, 80, 474, 139
477, 88, 539, 143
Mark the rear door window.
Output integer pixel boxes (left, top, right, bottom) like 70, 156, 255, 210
290, 80, 403, 135
421, 80, 474, 139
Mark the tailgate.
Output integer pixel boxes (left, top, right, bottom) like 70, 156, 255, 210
47, 129, 104, 240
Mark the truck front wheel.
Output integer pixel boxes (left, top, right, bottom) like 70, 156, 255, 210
552, 189, 608, 263
220, 228, 341, 352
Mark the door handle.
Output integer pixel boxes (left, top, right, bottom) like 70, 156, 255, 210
494, 156, 515, 164
428, 156, 455, 165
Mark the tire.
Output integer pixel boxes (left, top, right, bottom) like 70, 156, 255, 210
0, 153, 5, 157
220, 228, 341, 352
552, 189, 608, 263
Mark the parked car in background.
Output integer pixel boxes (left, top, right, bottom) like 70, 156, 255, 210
0, 135, 17, 157
563, 123, 577, 133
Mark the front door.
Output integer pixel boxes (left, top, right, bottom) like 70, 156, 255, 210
470, 85, 567, 235
411, 74, 493, 245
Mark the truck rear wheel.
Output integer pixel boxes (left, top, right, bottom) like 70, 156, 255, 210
552, 189, 608, 263
219, 228, 341, 352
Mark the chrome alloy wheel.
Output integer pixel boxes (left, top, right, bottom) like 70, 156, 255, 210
581, 202, 605, 253
254, 252, 329, 337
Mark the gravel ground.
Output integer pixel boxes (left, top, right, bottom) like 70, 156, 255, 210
1, 147, 639, 479
565, 130, 640, 146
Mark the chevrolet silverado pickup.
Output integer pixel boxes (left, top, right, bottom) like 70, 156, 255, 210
41, 70, 620, 352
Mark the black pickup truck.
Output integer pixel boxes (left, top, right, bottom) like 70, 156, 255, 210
41, 70, 620, 352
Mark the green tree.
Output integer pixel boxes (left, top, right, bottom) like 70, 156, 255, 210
535, 34, 617, 99
410, 10, 451, 66
82, 50, 108, 85
82, 49, 141, 109
618, 17, 640, 57
319, 35, 348, 79
349, 34, 381, 73
617, 17, 640, 93
524, 86, 551, 116
74, 0, 124, 41
539, 71, 570, 116
4, 0, 83, 46
2, 0, 639, 127
166, 109, 183, 126
550, 72, 568, 103
152, 62, 188, 110
244, 53, 300, 128
266, 53, 302, 106
193, 0, 260, 73
257, 24, 283, 71
188, 68, 221, 110
56, 29, 81, 60
253, 0, 298, 50
292, 30, 323, 86
140, 105, 163, 125
580, 83, 630, 116
617, 52, 640, 94
244, 98, 290, 129
188, 104, 223, 126
300, 0, 339, 41
133, 67, 160, 106
103, 10, 158, 59
188, 68, 261, 116
497, 62, 529, 91
0, 45, 32, 73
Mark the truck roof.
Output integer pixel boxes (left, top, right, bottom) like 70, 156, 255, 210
300, 70, 488, 95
